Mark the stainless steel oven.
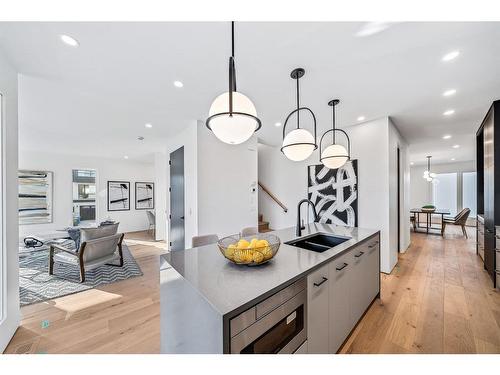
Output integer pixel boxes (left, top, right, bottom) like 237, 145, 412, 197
230, 278, 307, 354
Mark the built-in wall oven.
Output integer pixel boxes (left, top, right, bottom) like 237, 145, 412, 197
230, 278, 307, 354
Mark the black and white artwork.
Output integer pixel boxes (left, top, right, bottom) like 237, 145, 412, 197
107, 181, 130, 211
307, 160, 358, 227
18, 170, 53, 225
135, 182, 154, 210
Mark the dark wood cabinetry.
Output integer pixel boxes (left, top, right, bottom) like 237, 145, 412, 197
477, 100, 500, 287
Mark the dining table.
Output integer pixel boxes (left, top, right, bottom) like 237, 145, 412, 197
410, 208, 450, 235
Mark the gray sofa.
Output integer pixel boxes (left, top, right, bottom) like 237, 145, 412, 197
49, 224, 124, 282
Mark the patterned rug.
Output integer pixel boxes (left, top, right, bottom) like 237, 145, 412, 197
19, 244, 143, 306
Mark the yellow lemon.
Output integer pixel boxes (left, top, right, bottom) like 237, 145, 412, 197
237, 239, 250, 249
249, 238, 259, 248
233, 250, 244, 263
263, 248, 273, 260
224, 245, 236, 260
252, 251, 264, 263
256, 239, 269, 248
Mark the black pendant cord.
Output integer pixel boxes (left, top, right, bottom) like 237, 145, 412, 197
296, 76, 300, 129
331, 103, 336, 144
228, 21, 237, 116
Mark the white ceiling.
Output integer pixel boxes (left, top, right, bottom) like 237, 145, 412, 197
1, 22, 499, 164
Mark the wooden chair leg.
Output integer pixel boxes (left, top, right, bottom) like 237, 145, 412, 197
79, 261, 86, 283
48, 246, 54, 275
462, 225, 468, 239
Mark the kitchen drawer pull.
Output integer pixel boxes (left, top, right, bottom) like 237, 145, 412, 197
336, 262, 348, 271
368, 243, 378, 248
313, 277, 328, 287
354, 251, 365, 258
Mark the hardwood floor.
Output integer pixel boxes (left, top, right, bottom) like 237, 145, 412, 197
5, 226, 500, 354
340, 226, 500, 354
4, 231, 165, 354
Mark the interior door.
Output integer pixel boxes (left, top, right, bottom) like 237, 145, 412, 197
169, 146, 185, 251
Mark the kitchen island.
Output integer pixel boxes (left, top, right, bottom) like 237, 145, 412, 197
160, 223, 380, 354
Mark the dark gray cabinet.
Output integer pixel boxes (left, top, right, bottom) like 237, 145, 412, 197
477, 100, 500, 286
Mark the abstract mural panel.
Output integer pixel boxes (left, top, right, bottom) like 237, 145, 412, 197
135, 182, 154, 210
18, 170, 53, 225
107, 181, 130, 211
307, 160, 358, 227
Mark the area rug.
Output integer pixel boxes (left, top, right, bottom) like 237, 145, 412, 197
19, 244, 143, 306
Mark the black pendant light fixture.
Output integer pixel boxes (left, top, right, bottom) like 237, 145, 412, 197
281, 68, 318, 161
319, 99, 351, 169
206, 22, 262, 145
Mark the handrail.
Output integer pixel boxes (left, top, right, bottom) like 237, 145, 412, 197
258, 181, 288, 213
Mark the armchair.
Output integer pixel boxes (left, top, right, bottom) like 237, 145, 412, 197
49, 233, 124, 283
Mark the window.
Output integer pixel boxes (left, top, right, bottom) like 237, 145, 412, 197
432, 172, 458, 216
72, 169, 97, 226
462, 172, 477, 218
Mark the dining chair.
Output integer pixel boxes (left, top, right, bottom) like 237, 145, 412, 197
146, 210, 156, 237
442, 208, 471, 238
192, 234, 219, 248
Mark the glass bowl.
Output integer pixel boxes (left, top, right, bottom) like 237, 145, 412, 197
217, 233, 280, 266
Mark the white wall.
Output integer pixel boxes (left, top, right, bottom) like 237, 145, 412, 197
19, 151, 155, 237
0, 49, 20, 352
258, 117, 409, 274
410, 160, 475, 208
197, 123, 258, 238
257, 143, 309, 230
388, 118, 411, 256
154, 152, 167, 241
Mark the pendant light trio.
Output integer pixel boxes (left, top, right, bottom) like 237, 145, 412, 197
206, 22, 351, 169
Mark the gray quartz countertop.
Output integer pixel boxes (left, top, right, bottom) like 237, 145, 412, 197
160, 223, 379, 318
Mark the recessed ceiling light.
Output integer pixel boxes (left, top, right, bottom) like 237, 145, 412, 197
442, 134, 452, 139
145, 123, 153, 128
60, 34, 79, 47
357, 116, 365, 122
451, 158, 456, 161
124, 155, 129, 159
443, 89, 457, 97
443, 109, 455, 116
355, 22, 390, 37
442, 50, 460, 62
452, 144, 460, 149
137, 136, 144, 141
174, 81, 184, 88
410, 162, 414, 166
274, 122, 282, 127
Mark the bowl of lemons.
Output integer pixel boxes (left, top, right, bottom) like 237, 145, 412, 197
217, 233, 280, 266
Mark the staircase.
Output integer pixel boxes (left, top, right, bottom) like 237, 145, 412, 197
258, 214, 272, 233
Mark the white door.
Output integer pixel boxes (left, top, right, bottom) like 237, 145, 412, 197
0, 90, 20, 352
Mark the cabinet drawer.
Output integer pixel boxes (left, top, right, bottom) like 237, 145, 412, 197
328, 251, 351, 353
293, 340, 308, 354
307, 264, 330, 354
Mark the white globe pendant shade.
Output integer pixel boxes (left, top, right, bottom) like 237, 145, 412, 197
281, 128, 316, 161
321, 144, 349, 169
208, 91, 259, 145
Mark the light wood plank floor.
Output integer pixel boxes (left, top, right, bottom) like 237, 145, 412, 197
5, 226, 500, 354
341, 226, 500, 354
5, 231, 165, 354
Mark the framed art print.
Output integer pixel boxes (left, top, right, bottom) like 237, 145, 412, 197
107, 181, 130, 211
135, 182, 154, 210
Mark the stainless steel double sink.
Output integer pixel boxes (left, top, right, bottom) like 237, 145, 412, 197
285, 232, 350, 253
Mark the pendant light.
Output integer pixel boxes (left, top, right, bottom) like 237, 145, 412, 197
319, 99, 351, 169
423, 156, 438, 184
281, 68, 317, 161
206, 22, 261, 145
